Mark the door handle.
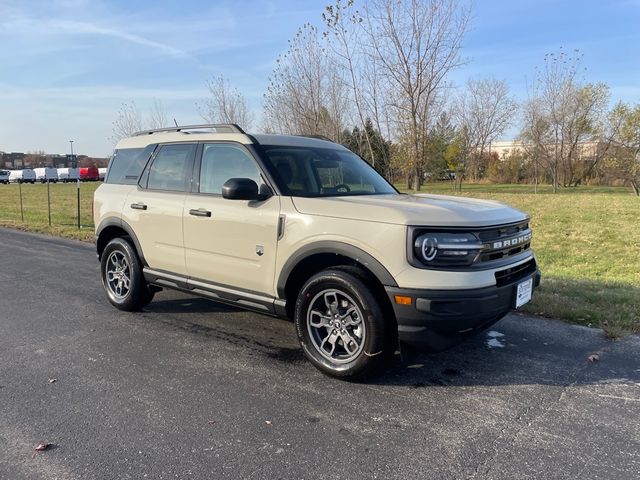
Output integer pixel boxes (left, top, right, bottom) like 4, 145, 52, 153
130, 202, 147, 210
189, 208, 212, 218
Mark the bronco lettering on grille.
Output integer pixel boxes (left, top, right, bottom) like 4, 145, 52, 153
491, 232, 532, 250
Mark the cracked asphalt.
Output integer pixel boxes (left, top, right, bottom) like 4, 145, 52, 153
0, 227, 639, 479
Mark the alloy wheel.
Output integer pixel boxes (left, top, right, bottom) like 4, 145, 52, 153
306, 289, 366, 364
105, 251, 131, 299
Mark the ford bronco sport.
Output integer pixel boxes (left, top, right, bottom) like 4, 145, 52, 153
94, 124, 541, 379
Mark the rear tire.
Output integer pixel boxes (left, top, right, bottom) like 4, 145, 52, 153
101, 237, 154, 311
294, 269, 392, 380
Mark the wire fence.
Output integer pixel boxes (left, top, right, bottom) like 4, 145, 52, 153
0, 181, 98, 237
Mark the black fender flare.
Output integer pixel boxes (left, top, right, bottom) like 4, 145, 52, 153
95, 217, 147, 266
276, 241, 397, 298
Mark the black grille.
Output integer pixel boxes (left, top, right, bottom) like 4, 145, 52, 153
495, 259, 537, 287
477, 222, 529, 241
477, 221, 531, 263
479, 242, 531, 262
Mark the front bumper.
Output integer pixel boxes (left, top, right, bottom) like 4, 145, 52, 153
386, 269, 541, 353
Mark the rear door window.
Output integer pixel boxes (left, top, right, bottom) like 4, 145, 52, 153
146, 144, 196, 192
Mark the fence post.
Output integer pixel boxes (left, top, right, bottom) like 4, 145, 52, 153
19, 181, 24, 222
47, 179, 51, 227
77, 179, 81, 229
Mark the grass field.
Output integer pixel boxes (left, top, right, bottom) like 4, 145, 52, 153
0, 182, 98, 241
1, 181, 638, 337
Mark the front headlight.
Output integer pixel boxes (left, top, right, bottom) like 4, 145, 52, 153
413, 232, 482, 267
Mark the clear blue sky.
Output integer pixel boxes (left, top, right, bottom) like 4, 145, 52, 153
0, 0, 638, 156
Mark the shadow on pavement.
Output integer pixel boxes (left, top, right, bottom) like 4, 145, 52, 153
139, 293, 639, 389
145, 297, 242, 315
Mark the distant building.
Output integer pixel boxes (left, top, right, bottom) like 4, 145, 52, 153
489, 140, 606, 160
488, 140, 526, 158
3, 152, 26, 168
0, 151, 107, 169
49, 154, 67, 167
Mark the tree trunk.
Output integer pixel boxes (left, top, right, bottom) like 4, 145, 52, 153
412, 166, 421, 192
631, 180, 639, 196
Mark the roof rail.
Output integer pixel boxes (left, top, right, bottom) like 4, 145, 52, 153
132, 124, 247, 136
294, 134, 334, 142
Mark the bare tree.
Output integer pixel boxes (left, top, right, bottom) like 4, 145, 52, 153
323, 0, 399, 175
111, 101, 144, 142
263, 23, 348, 141
456, 78, 518, 183
24, 150, 47, 168
200, 75, 254, 130
521, 49, 611, 191
323, 0, 377, 164
361, 50, 395, 172
149, 99, 168, 129
609, 102, 640, 195
362, 0, 470, 191
111, 100, 168, 144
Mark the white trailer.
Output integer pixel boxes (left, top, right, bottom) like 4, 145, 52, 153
9, 169, 36, 184
33, 167, 59, 183
58, 167, 80, 183
98, 167, 107, 181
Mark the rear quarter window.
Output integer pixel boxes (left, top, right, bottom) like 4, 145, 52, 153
106, 145, 156, 184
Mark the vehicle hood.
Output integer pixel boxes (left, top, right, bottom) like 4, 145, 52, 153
291, 193, 528, 227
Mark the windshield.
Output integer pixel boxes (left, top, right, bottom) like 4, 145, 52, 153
259, 145, 397, 197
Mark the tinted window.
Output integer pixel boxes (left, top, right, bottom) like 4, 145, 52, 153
199, 144, 261, 195
260, 146, 396, 197
147, 144, 196, 192
106, 145, 155, 185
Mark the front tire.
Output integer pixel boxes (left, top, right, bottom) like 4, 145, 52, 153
294, 269, 392, 380
101, 237, 154, 311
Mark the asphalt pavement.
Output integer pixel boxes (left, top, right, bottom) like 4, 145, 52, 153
0, 227, 638, 480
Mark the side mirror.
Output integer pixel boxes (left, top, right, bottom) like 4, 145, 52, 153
222, 178, 267, 200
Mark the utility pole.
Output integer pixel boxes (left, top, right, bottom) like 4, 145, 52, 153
70, 140, 80, 229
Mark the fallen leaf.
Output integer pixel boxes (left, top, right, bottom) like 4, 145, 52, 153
588, 353, 600, 362
48, 378, 57, 384
32, 443, 51, 458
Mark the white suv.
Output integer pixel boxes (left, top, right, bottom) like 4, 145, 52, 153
94, 124, 540, 379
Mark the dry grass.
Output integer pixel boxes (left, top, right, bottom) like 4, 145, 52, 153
0, 182, 98, 241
